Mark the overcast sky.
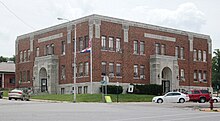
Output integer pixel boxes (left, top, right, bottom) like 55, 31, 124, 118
0, 0, 219, 57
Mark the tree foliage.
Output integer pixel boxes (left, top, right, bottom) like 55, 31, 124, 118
0, 55, 15, 63
212, 49, 220, 90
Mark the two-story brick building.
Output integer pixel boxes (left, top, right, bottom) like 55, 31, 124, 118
15, 14, 212, 94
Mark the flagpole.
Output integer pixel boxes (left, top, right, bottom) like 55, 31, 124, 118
90, 37, 93, 94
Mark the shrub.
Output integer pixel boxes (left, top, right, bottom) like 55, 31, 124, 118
100, 85, 123, 94
128, 84, 162, 96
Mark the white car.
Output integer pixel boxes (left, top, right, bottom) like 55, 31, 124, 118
212, 96, 220, 103
152, 92, 189, 103
8, 89, 30, 101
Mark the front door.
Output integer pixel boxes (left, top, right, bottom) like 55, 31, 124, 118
41, 79, 47, 92
162, 80, 170, 93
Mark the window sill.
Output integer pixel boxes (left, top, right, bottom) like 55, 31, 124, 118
116, 76, 122, 78
133, 77, 139, 79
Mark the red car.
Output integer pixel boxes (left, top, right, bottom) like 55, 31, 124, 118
187, 90, 211, 103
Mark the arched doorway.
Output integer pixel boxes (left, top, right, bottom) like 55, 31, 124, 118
39, 68, 48, 92
161, 67, 172, 93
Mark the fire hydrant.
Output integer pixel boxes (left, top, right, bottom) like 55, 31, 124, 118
210, 98, 214, 110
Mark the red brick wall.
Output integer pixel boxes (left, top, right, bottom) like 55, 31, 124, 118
3, 73, 15, 89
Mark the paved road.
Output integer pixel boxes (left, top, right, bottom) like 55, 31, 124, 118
0, 99, 220, 121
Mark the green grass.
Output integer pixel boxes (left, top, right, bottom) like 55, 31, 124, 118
31, 94, 154, 102
3, 90, 9, 97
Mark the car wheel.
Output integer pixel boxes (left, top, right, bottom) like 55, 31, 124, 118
157, 98, 163, 103
9, 97, 12, 100
214, 99, 218, 103
200, 98, 206, 103
179, 98, 185, 103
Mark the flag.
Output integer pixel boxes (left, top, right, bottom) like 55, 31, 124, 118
80, 38, 91, 53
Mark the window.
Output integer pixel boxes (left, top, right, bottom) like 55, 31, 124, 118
109, 37, 114, 51
175, 46, 179, 58
198, 70, 202, 82
180, 69, 185, 80
84, 86, 88, 94
116, 38, 121, 52
51, 44, 54, 55
20, 71, 22, 82
203, 51, 206, 62
134, 40, 138, 54
85, 36, 89, 49
24, 50, 27, 61
155, 43, 160, 55
79, 37, 83, 51
84, 62, 89, 76
72, 65, 77, 77
79, 63, 83, 77
161, 44, 165, 55
20, 51, 23, 62
198, 50, 202, 61
180, 47, 184, 59
27, 70, 30, 81
27, 49, 30, 60
203, 71, 207, 82
101, 36, 106, 50
9, 78, 15, 84
23, 71, 26, 82
61, 88, 65, 94
36, 47, 39, 57
61, 41, 65, 55
193, 90, 200, 94
61, 65, 66, 80
78, 86, 82, 94
116, 64, 121, 76
134, 65, 138, 77
193, 49, 197, 61
101, 62, 107, 76
140, 65, 145, 79
109, 63, 114, 74
194, 70, 197, 81
46, 45, 50, 55
140, 41, 145, 54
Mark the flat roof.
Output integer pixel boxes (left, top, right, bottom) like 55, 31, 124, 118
0, 62, 15, 73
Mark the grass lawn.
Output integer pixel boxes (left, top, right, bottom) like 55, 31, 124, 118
31, 94, 155, 102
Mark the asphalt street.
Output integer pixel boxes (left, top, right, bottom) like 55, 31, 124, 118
0, 99, 220, 121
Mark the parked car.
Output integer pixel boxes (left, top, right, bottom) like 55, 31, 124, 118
212, 96, 220, 103
0, 91, 3, 99
186, 89, 211, 103
8, 89, 30, 101
152, 92, 189, 103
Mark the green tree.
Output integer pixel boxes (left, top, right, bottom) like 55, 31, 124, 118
0, 56, 7, 62
212, 49, 220, 90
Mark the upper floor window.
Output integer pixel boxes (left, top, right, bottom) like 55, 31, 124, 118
193, 49, 197, 61
161, 44, 165, 55
27, 49, 31, 60
180, 47, 184, 59
203, 51, 207, 62
116, 64, 121, 76
194, 70, 197, 81
85, 36, 89, 49
180, 69, 185, 80
24, 50, 26, 61
116, 38, 121, 52
109, 37, 114, 51
61, 65, 66, 80
51, 44, 54, 55
79, 63, 83, 77
61, 41, 66, 55
198, 70, 202, 81
175, 46, 179, 58
101, 62, 107, 76
140, 65, 145, 79
134, 65, 138, 77
84, 62, 89, 76
101, 36, 106, 50
134, 40, 138, 54
140, 41, 145, 55
36, 47, 39, 57
79, 37, 83, 51
109, 62, 114, 74
203, 71, 207, 81
27, 70, 30, 82
198, 50, 202, 61
23, 71, 26, 82
20, 51, 23, 62
155, 43, 160, 55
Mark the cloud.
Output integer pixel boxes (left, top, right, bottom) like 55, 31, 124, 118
130, 2, 206, 32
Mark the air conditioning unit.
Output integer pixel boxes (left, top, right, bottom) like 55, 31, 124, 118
180, 77, 185, 81
140, 75, 145, 79
116, 48, 122, 53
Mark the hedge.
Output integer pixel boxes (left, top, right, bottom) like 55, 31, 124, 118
128, 84, 163, 96
100, 85, 123, 94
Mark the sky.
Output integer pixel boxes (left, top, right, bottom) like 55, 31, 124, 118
0, 0, 219, 57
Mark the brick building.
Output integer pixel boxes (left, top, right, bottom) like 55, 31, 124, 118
15, 14, 212, 94
0, 62, 15, 89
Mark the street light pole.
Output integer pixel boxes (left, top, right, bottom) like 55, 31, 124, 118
57, 17, 77, 103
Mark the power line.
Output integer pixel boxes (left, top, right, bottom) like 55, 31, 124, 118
0, 1, 35, 30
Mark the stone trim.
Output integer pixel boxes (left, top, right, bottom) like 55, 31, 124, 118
122, 23, 129, 42
38, 33, 63, 43
188, 34, 193, 52
144, 33, 176, 42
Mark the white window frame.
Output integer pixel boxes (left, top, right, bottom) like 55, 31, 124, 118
161, 44, 165, 55
203, 51, 206, 62
116, 63, 121, 77
175, 46, 179, 58
109, 37, 114, 51
134, 65, 138, 77
84, 62, 89, 76
198, 50, 202, 61
193, 49, 197, 61
134, 40, 138, 54
140, 41, 145, 55
101, 36, 106, 50
116, 38, 121, 52
180, 47, 184, 59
